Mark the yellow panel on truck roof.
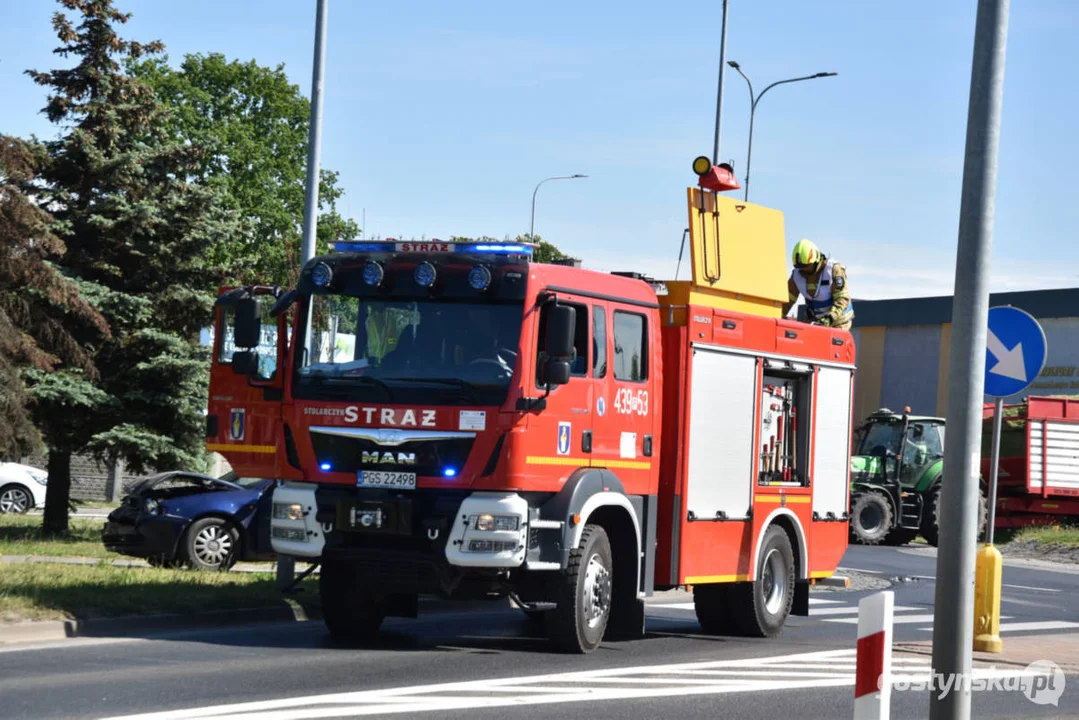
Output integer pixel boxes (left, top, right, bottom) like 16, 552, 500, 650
660, 187, 788, 320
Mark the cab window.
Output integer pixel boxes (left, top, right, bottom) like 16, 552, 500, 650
535, 301, 588, 386
215, 303, 280, 381
593, 305, 607, 378
613, 310, 647, 382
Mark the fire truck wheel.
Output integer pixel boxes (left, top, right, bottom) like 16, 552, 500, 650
547, 524, 612, 654
319, 557, 385, 640
849, 492, 893, 546
729, 525, 795, 638
693, 583, 733, 634
922, 482, 988, 548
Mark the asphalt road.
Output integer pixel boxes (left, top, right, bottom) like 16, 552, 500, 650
2, 545, 1078, 720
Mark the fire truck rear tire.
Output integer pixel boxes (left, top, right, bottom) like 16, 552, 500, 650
319, 556, 385, 640
693, 583, 733, 635
729, 525, 795, 638
546, 524, 612, 654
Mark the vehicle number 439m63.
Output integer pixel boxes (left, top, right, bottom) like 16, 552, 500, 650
614, 388, 648, 416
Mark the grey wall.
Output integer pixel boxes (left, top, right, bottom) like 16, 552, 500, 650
880, 325, 941, 416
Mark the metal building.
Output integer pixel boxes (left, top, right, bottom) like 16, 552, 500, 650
850, 288, 1079, 423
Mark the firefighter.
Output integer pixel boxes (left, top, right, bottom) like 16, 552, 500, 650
782, 238, 854, 330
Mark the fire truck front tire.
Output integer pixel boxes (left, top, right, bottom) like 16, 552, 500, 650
319, 556, 385, 640
729, 525, 795, 638
546, 524, 612, 654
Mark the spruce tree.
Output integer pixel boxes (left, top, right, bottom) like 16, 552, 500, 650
26, 0, 238, 533
0, 136, 108, 461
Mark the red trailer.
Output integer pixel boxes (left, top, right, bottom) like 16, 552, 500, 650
982, 396, 1079, 527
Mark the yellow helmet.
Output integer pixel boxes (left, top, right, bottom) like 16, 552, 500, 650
792, 238, 821, 269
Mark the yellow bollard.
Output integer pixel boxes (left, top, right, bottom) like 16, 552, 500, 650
973, 543, 1003, 653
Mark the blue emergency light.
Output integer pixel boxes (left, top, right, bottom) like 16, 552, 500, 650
330, 240, 533, 257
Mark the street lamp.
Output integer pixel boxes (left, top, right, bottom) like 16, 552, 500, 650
530, 174, 587, 242
727, 60, 837, 201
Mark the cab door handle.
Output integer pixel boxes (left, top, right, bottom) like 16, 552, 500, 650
582, 430, 593, 453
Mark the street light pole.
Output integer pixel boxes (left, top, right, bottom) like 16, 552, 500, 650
530, 174, 587, 241
727, 61, 837, 202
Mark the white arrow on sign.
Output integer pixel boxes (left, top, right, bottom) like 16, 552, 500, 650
986, 329, 1027, 382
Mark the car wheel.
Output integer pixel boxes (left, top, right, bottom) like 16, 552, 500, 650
184, 517, 240, 571
0, 484, 33, 514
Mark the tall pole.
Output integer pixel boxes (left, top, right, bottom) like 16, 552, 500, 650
281, 0, 329, 592
728, 63, 836, 202
712, 0, 730, 164
929, 1, 1010, 718
299, 0, 329, 265
986, 397, 1003, 544
529, 174, 587, 241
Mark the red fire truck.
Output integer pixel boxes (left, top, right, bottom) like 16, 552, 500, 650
206, 162, 856, 653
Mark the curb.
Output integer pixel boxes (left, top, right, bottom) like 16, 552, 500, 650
812, 575, 850, 588
0, 601, 320, 646
0, 596, 516, 647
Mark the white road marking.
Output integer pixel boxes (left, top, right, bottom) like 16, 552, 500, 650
918, 620, 1079, 633
810, 605, 920, 616
99, 647, 1046, 720
1002, 583, 1061, 593
647, 597, 842, 612
825, 613, 950, 625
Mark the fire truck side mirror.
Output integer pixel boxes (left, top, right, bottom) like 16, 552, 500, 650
545, 305, 576, 359
234, 297, 263, 348
231, 350, 259, 376
546, 358, 572, 386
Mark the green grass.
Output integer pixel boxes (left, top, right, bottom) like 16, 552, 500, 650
1012, 524, 1079, 547
0, 514, 111, 559
0, 562, 317, 622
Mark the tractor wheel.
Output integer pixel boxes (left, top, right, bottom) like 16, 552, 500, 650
922, 483, 988, 547
726, 525, 795, 638
849, 491, 894, 546
883, 528, 918, 546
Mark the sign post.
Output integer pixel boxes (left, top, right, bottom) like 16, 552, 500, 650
974, 305, 1046, 654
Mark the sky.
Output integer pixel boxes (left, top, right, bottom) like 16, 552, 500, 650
2, 0, 1077, 300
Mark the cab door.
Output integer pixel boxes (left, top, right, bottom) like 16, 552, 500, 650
207, 287, 288, 479
521, 295, 594, 489
589, 302, 656, 495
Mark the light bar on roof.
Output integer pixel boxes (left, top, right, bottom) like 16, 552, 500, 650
330, 240, 534, 256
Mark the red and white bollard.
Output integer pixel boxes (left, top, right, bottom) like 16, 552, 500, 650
854, 590, 895, 720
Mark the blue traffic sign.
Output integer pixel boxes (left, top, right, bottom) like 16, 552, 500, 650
984, 306, 1047, 398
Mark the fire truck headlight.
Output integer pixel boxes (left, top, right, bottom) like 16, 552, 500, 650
311, 262, 333, 287
474, 513, 520, 532
273, 502, 305, 521
362, 261, 384, 286
413, 262, 436, 288
468, 265, 492, 291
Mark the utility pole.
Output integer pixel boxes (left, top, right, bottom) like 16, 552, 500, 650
930, 1, 1010, 718
712, 0, 730, 164
299, 0, 329, 265
281, 0, 329, 592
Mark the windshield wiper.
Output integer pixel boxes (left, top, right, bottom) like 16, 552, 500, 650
298, 372, 393, 400
382, 377, 485, 402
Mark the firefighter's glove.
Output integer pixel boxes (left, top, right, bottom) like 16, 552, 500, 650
814, 316, 833, 327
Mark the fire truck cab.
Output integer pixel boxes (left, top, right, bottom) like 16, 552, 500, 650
207, 167, 855, 653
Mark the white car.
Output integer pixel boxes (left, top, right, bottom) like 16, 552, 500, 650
0, 463, 48, 514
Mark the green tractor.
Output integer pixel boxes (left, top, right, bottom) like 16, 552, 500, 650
848, 408, 987, 547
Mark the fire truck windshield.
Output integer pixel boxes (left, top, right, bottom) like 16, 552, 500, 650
295, 294, 524, 406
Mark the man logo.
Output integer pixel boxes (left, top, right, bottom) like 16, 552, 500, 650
229, 409, 245, 441
361, 451, 417, 466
